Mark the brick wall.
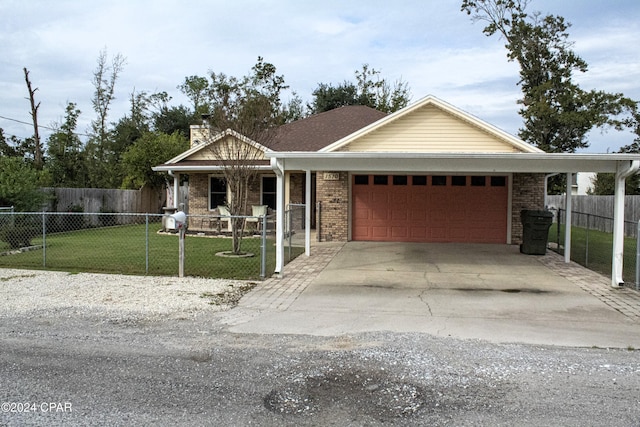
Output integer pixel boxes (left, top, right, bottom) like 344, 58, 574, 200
289, 173, 304, 204
317, 171, 349, 242
189, 174, 209, 215
511, 173, 546, 244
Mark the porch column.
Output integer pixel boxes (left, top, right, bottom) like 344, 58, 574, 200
173, 172, 180, 210
271, 158, 286, 276
564, 173, 572, 263
305, 169, 311, 256
612, 160, 640, 287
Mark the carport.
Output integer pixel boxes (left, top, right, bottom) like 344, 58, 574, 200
268, 152, 640, 287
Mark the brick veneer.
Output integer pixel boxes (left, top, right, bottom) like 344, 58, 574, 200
189, 174, 209, 215
511, 173, 546, 244
316, 171, 349, 241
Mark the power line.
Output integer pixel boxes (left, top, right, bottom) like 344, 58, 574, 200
0, 114, 92, 138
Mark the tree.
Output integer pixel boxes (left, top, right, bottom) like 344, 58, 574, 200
461, 0, 636, 154
591, 106, 640, 195
121, 131, 188, 190
23, 67, 44, 170
178, 75, 210, 117
308, 64, 411, 114
203, 57, 291, 254
0, 156, 45, 211
46, 102, 88, 187
85, 49, 126, 188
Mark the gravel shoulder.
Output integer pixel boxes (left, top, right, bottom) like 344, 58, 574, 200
0, 268, 255, 321
1, 268, 640, 426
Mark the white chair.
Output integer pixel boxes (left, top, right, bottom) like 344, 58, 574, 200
246, 205, 267, 232
217, 205, 232, 232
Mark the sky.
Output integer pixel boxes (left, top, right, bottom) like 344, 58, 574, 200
1, 0, 639, 154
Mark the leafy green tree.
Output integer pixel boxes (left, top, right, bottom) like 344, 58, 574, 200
591, 106, 640, 194
85, 49, 126, 188
0, 156, 45, 211
178, 75, 210, 117
46, 102, 88, 187
121, 131, 188, 190
153, 105, 195, 138
309, 64, 411, 114
203, 57, 293, 253
461, 0, 636, 153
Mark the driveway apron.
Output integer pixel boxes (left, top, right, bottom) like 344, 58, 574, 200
223, 242, 640, 348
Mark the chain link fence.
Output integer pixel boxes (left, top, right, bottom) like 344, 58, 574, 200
0, 211, 305, 280
550, 209, 639, 288
284, 204, 307, 261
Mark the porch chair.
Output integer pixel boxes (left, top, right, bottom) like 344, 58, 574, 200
245, 205, 268, 233
217, 205, 232, 232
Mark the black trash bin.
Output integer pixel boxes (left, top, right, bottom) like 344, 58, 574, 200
520, 210, 553, 255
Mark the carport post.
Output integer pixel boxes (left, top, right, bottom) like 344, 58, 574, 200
564, 173, 573, 263
271, 157, 286, 275
305, 169, 311, 256
612, 160, 640, 287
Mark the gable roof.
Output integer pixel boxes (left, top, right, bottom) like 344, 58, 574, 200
320, 95, 542, 154
269, 105, 387, 152
164, 128, 271, 165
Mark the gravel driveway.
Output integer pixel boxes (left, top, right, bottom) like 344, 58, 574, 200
1, 269, 640, 426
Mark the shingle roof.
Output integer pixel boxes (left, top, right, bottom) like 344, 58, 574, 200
269, 105, 387, 152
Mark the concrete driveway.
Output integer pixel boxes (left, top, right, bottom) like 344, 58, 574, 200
224, 242, 640, 348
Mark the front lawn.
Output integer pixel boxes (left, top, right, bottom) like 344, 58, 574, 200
0, 223, 303, 279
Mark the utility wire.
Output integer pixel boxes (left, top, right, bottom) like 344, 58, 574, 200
0, 114, 92, 138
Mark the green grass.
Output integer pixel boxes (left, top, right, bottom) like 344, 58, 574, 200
0, 223, 304, 279
549, 223, 638, 283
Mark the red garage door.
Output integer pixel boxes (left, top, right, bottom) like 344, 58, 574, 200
352, 175, 508, 243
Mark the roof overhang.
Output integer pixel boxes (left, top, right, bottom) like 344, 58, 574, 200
265, 152, 640, 174
152, 164, 273, 173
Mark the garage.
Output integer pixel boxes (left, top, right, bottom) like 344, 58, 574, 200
352, 174, 508, 243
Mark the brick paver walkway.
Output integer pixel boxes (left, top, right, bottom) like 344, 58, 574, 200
539, 251, 640, 321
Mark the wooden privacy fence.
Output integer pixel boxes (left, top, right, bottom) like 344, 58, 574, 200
42, 186, 166, 214
547, 195, 640, 237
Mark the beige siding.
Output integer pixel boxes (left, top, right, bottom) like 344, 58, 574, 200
187, 136, 266, 161
189, 126, 210, 148
338, 104, 521, 153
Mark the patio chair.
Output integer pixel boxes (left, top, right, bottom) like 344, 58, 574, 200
245, 205, 268, 232
217, 205, 232, 232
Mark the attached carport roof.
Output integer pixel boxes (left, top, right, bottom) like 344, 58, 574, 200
266, 151, 640, 174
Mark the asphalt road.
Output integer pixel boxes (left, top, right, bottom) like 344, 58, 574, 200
1, 312, 639, 426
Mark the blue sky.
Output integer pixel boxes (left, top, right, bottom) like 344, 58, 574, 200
1, 0, 638, 153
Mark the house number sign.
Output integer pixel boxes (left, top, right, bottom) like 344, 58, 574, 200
323, 172, 340, 181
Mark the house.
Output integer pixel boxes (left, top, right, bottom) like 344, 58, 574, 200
154, 95, 640, 287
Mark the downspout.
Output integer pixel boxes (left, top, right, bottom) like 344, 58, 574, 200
544, 173, 560, 209
270, 157, 286, 276
612, 160, 640, 287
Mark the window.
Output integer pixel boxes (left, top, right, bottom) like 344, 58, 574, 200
412, 176, 427, 186
354, 175, 369, 185
491, 176, 507, 187
393, 175, 408, 185
262, 176, 277, 210
471, 176, 486, 186
373, 175, 388, 185
209, 177, 227, 210
452, 176, 466, 186
432, 176, 447, 186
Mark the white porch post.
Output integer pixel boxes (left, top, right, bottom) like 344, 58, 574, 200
305, 169, 311, 256
271, 158, 286, 275
612, 160, 640, 287
564, 173, 573, 263
173, 172, 180, 209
